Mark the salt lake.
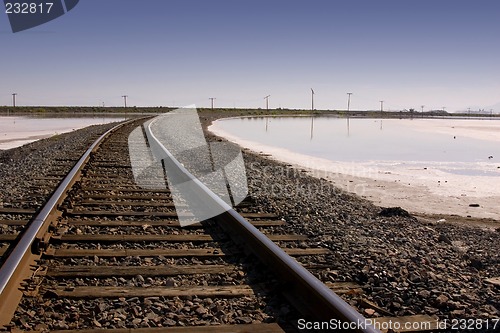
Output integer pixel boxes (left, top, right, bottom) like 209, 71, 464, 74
0, 115, 126, 150
209, 116, 500, 220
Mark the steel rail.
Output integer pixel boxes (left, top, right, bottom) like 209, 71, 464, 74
146, 118, 380, 333
0, 119, 140, 327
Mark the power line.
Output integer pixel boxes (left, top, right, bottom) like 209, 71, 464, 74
264, 95, 270, 110
311, 88, 314, 110
347, 92, 353, 112
122, 95, 128, 108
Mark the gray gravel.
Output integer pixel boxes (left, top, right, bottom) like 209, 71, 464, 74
16, 295, 280, 330
243, 151, 500, 319
0, 122, 122, 211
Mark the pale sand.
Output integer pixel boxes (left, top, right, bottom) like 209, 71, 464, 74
406, 118, 500, 142
209, 118, 500, 223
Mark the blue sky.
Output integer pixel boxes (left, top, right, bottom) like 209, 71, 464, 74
1, 0, 499, 111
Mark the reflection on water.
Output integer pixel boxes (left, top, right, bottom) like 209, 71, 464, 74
211, 116, 500, 177
310, 117, 314, 140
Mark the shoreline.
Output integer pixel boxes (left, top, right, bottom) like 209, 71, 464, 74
208, 117, 500, 223
0, 115, 128, 150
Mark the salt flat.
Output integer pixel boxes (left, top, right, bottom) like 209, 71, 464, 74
0, 116, 125, 150
210, 117, 500, 221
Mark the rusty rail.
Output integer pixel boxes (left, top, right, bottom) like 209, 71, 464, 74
0, 119, 140, 327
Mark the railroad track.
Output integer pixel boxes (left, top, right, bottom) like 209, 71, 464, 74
0, 115, 438, 332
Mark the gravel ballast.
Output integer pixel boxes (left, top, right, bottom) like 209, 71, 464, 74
0, 122, 123, 211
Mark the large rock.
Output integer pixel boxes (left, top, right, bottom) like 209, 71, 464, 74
379, 207, 412, 218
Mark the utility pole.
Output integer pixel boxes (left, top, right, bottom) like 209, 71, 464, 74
311, 89, 314, 110
12, 93, 17, 107
264, 95, 270, 110
468, 107, 471, 117
421, 105, 424, 118
379, 100, 384, 113
209, 97, 216, 109
347, 92, 353, 112
122, 95, 128, 108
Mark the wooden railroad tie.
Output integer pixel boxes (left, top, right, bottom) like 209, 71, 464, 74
0, 219, 29, 226
79, 200, 253, 209
93, 163, 133, 168
44, 246, 329, 258
82, 193, 171, 200
81, 187, 171, 193
0, 208, 36, 214
11, 323, 286, 333
32, 176, 62, 181
61, 218, 287, 228
44, 282, 363, 299
0, 235, 18, 241
65, 209, 278, 220
52, 234, 307, 243
46, 285, 261, 298
80, 200, 177, 208
46, 264, 238, 277
84, 173, 126, 179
